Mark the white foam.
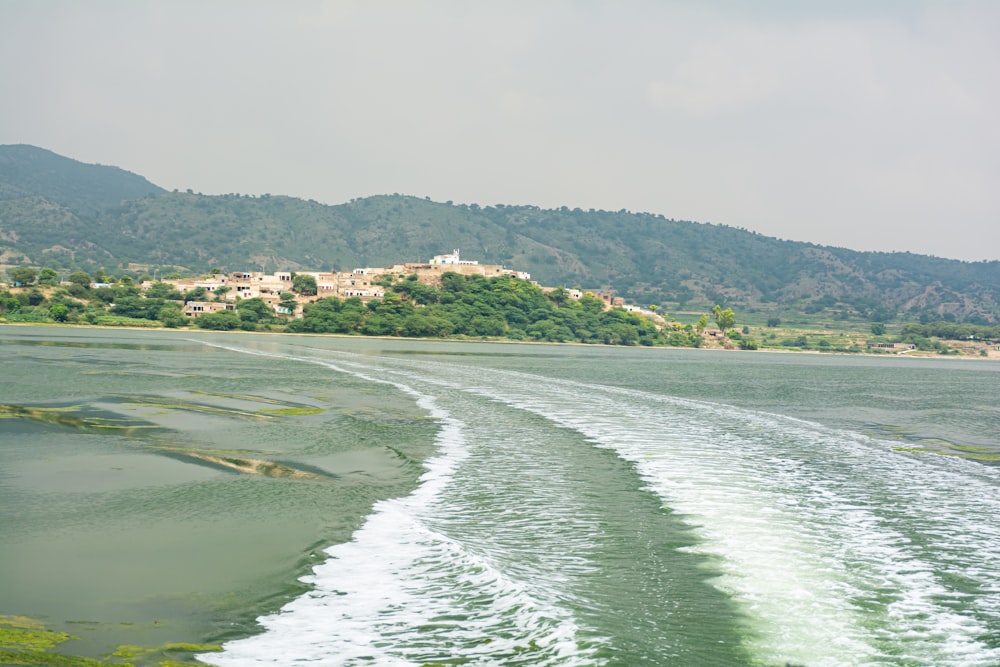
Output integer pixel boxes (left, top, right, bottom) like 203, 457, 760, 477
196, 343, 1000, 666
198, 343, 599, 666
388, 358, 1000, 667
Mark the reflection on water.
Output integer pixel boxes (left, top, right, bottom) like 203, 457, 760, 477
0, 336, 202, 352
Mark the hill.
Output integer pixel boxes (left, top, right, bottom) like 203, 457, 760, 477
0, 144, 164, 215
1, 145, 998, 323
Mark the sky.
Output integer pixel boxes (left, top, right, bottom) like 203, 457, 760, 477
1, 1, 998, 262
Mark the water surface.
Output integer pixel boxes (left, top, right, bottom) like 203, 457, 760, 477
2, 326, 998, 666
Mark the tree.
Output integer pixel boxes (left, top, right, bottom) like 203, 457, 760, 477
113, 283, 140, 299
196, 310, 241, 330
237, 297, 273, 322
9, 267, 37, 286
158, 305, 187, 328
579, 293, 605, 314
440, 272, 467, 294
393, 278, 437, 305
279, 292, 298, 314
401, 313, 454, 338
292, 273, 318, 296
38, 268, 59, 286
766, 317, 781, 327
548, 287, 569, 305
48, 303, 70, 322
146, 282, 183, 299
184, 286, 207, 302
871, 322, 887, 336
712, 305, 736, 334
695, 313, 709, 334
111, 296, 159, 319
68, 271, 93, 288
26, 289, 45, 306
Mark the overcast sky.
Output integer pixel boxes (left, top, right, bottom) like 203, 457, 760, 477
2, 1, 997, 261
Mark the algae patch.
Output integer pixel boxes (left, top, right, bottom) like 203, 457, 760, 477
129, 393, 325, 420
261, 406, 323, 416
891, 442, 1000, 462
0, 615, 99, 666
0, 404, 157, 435
124, 397, 274, 421
109, 641, 222, 662
0, 615, 74, 651
0, 615, 220, 667
153, 447, 333, 479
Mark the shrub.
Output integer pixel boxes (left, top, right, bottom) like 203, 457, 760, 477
196, 310, 241, 330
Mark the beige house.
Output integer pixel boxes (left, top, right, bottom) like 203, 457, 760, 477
182, 301, 235, 317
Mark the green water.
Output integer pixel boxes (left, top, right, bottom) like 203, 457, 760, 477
2, 325, 999, 666
0, 326, 437, 661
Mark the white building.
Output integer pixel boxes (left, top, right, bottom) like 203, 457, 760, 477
429, 249, 478, 266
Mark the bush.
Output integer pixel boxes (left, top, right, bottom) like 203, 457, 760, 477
158, 305, 187, 328
48, 304, 70, 322
780, 336, 808, 348
27, 289, 46, 306
196, 310, 241, 330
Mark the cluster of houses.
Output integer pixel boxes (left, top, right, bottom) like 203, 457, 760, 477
142, 250, 635, 320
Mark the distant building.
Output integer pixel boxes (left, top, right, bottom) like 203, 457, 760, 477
429, 249, 478, 266
147, 251, 657, 319
182, 301, 235, 317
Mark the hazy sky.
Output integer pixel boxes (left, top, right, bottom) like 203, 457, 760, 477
2, 1, 997, 261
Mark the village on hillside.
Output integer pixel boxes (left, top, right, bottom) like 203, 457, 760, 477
155, 249, 662, 322
10, 249, 995, 355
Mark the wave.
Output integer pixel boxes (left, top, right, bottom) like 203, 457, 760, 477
199, 342, 1000, 666
199, 344, 602, 666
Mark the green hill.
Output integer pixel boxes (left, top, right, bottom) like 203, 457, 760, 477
1, 145, 998, 323
0, 144, 164, 215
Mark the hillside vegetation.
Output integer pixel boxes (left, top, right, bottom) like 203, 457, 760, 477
1, 145, 998, 323
0, 144, 163, 215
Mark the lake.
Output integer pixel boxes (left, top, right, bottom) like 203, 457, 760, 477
2, 325, 999, 666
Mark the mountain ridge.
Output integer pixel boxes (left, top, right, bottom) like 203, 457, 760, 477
1, 144, 997, 323
0, 144, 164, 216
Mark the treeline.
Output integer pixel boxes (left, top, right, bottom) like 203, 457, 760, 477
0, 269, 703, 347
900, 321, 1000, 342
287, 273, 698, 346
0, 270, 191, 327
